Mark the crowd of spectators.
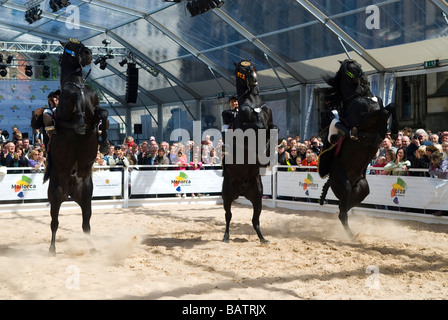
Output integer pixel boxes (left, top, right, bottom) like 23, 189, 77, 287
2, 125, 447, 180
275, 129, 448, 180
0, 126, 46, 172
93, 134, 223, 171
1, 124, 447, 212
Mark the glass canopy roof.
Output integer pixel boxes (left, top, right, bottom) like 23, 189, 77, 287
1, 0, 448, 106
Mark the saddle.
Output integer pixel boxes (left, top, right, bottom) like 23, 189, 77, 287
318, 136, 346, 179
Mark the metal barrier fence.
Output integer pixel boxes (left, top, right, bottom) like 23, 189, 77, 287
1, 165, 446, 223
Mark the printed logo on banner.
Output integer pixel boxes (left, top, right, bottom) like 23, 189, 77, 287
299, 173, 318, 196
12, 175, 36, 198
171, 172, 191, 192
390, 177, 408, 204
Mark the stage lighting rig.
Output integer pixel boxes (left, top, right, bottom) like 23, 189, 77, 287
24, 4, 42, 24
94, 56, 108, 70
25, 65, 33, 77
0, 64, 7, 78
186, 0, 225, 17
42, 65, 50, 78
94, 39, 114, 71
49, 0, 71, 13
119, 57, 128, 67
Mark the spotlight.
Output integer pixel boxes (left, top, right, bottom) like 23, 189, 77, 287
42, 65, 50, 78
49, 0, 71, 13
119, 58, 128, 67
25, 65, 33, 77
94, 57, 108, 70
37, 54, 47, 65
6, 56, 13, 64
186, 0, 224, 17
0, 65, 7, 78
25, 5, 42, 24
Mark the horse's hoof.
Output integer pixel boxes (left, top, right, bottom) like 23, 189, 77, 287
260, 239, 270, 245
90, 248, 100, 255
352, 233, 361, 241
49, 246, 56, 256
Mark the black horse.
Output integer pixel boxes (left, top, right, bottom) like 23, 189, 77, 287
318, 59, 398, 239
222, 60, 277, 243
46, 39, 108, 254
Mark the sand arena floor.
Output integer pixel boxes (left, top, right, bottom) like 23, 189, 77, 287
1, 203, 447, 300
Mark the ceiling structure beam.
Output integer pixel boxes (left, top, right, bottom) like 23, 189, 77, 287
0, 21, 69, 42
295, 0, 385, 72
429, 0, 448, 15
107, 30, 202, 100
144, 14, 234, 85
212, 7, 308, 84
1, 1, 105, 41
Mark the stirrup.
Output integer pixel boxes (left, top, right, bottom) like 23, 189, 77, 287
45, 126, 56, 135
350, 127, 358, 140
99, 141, 109, 154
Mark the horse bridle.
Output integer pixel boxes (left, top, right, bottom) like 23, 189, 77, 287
60, 38, 92, 86
341, 60, 369, 106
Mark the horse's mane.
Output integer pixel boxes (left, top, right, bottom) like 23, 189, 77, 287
321, 60, 371, 111
322, 70, 343, 111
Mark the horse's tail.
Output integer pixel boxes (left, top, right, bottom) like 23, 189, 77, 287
319, 179, 331, 206
43, 154, 51, 184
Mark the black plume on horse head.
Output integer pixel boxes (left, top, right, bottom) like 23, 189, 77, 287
234, 60, 260, 105
322, 59, 371, 114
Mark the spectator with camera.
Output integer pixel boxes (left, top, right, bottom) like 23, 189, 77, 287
407, 129, 433, 165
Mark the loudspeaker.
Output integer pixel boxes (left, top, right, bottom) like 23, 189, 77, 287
126, 63, 138, 103
134, 124, 142, 134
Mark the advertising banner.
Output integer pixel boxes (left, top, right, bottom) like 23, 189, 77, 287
0, 170, 122, 200
130, 169, 223, 195
277, 171, 448, 211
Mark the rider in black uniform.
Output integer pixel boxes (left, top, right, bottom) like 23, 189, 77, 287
221, 95, 239, 143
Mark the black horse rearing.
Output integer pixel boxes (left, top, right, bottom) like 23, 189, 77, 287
46, 39, 108, 254
318, 59, 398, 239
222, 60, 277, 243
